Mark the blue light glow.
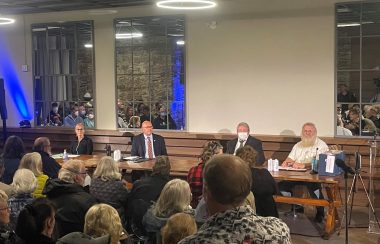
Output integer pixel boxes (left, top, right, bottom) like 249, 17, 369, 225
0, 38, 32, 120
171, 46, 185, 129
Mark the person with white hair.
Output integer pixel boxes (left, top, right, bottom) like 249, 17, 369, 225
8, 169, 37, 230
43, 159, 97, 237
0, 189, 16, 243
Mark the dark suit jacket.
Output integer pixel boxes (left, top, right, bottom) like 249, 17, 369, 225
226, 135, 265, 165
131, 133, 167, 158
35, 150, 61, 179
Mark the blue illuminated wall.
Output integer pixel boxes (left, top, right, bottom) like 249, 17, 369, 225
171, 46, 185, 129
0, 36, 32, 121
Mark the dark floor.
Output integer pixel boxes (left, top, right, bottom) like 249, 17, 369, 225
278, 205, 380, 243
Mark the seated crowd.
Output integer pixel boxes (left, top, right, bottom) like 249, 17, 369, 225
0, 120, 332, 243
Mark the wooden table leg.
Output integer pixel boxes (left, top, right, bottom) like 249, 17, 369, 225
323, 184, 340, 239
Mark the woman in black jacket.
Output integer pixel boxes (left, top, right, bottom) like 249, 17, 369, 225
68, 123, 93, 155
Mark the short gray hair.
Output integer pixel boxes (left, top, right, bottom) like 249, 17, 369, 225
58, 160, 84, 183
237, 122, 250, 132
11, 169, 37, 194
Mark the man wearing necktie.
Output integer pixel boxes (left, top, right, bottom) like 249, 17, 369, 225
131, 121, 168, 159
226, 122, 265, 165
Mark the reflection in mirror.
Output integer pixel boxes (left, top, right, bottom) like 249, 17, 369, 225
336, 2, 380, 136
115, 16, 186, 130
32, 21, 95, 128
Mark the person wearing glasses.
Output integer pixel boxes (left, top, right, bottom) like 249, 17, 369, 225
68, 123, 93, 155
43, 160, 97, 237
33, 137, 61, 179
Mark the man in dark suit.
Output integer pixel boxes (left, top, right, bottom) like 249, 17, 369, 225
33, 137, 61, 178
131, 121, 168, 158
226, 122, 265, 165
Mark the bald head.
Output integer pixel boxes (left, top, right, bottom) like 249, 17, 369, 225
204, 154, 252, 206
142, 121, 153, 136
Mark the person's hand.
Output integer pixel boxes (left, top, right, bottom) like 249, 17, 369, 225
282, 159, 294, 167
293, 162, 305, 169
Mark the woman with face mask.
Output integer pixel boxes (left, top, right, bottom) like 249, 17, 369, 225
48, 102, 62, 126
84, 110, 95, 128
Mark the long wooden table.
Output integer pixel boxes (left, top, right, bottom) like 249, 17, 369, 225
58, 155, 340, 239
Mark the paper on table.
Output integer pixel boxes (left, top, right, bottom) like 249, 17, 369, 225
325, 155, 335, 173
68, 154, 80, 158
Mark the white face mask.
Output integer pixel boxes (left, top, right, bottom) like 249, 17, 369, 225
52, 107, 58, 113
80, 111, 86, 116
88, 114, 94, 119
238, 132, 249, 141
74, 111, 79, 117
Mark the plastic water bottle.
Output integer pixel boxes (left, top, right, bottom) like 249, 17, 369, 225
63, 149, 68, 161
273, 159, 279, 172
268, 158, 273, 171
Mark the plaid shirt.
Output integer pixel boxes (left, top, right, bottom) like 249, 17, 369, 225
187, 162, 204, 208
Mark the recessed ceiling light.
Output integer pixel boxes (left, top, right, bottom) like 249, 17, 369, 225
0, 17, 15, 25
156, 0, 217, 10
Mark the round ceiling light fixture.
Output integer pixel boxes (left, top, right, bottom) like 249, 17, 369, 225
0, 17, 15, 25
156, 0, 217, 10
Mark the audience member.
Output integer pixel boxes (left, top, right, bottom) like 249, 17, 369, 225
57, 232, 110, 244
161, 213, 197, 244
43, 160, 97, 237
48, 102, 62, 126
236, 145, 278, 217
137, 103, 145, 117
33, 137, 61, 179
19, 152, 49, 198
79, 104, 87, 120
84, 204, 128, 244
139, 105, 151, 124
337, 115, 353, 136
64, 104, 84, 127
68, 123, 93, 155
344, 107, 361, 135
128, 116, 141, 128
280, 122, 328, 222
187, 141, 223, 208
0, 190, 16, 244
8, 169, 37, 230
125, 106, 134, 125
337, 84, 357, 111
127, 156, 171, 234
83, 109, 95, 128
131, 121, 167, 159
179, 155, 290, 243
15, 198, 56, 244
0, 158, 15, 197
143, 179, 193, 243
90, 157, 128, 224
364, 105, 380, 129
152, 106, 177, 130
226, 122, 265, 165
1, 136, 25, 184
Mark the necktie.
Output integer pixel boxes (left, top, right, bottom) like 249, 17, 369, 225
147, 137, 153, 159
239, 140, 245, 149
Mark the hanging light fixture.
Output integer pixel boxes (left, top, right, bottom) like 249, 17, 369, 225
156, 0, 217, 10
0, 17, 15, 25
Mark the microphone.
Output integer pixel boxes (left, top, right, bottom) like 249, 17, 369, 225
335, 158, 355, 175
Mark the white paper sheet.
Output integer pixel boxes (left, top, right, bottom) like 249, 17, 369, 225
325, 155, 335, 173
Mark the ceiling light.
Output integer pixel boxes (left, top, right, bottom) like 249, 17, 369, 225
84, 44, 93, 48
116, 33, 143, 39
0, 17, 15, 25
156, 0, 217, 10
176, 40, 185, 45
337, 21, 374, 27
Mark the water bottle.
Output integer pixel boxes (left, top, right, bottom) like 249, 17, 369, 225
63, 149, 68, 161
268, 158, 273, 171
273, 159, 279, 172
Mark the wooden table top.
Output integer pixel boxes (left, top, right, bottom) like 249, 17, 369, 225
57, 155, 341, 183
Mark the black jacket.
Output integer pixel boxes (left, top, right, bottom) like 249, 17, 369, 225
226, 135, 265, 165
68, 136, 93, 155
251, 168, 278, 217
43, 179, 97, 238
34, 151, 61, 179
131, 134, 167, 158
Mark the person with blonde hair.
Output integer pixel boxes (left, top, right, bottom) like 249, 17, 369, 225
19, 152, 49, 198
8, 169, 37, 230
187, 141, 223, 208
43, 160, 97, 237
84, 204, 128, 244
90, 156, 128, 223
0, 189, 16, 243
161, 213, 197, 244
143, 179, 193, 243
